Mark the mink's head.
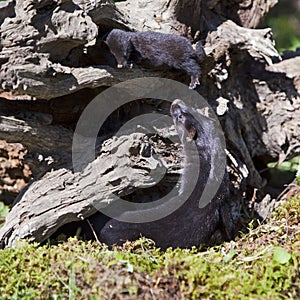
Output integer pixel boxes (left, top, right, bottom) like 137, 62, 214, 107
105, 29, 133, 68
170, 99, 199, 145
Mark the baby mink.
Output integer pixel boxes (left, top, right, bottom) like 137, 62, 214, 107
105, 29, 205, 89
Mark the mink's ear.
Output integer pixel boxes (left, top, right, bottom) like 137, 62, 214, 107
185, 126, 197, 143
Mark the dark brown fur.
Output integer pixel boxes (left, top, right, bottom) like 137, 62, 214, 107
92, 100, 235, 249
105, 29, 205, 89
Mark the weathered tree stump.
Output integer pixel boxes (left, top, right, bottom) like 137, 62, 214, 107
0, 0, 299, 248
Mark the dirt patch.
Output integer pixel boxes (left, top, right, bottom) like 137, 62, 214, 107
0, 140, 32, 204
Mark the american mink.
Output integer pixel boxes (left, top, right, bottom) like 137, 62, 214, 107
94, 99, 235, 249
105, 29, 205, 89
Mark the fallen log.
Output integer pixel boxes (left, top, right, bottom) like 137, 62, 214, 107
0, 0, 299, 248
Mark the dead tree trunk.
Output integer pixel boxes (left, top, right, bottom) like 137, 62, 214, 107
0, 0, 299, 248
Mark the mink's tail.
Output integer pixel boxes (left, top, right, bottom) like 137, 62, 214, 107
195, 41, 206, 62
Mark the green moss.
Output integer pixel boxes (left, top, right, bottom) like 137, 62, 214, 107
272, 196, 300, 227
0, 202, 9, 226
0, 197, 299, 299
268, 16, 300, 53
261, 0, 300, 53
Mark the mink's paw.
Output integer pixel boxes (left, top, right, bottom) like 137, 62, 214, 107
189, 76, 200, 89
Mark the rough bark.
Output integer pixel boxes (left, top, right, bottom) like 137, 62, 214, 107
0, 132, 183, 248
203, 0, 278, 29
202, 20, 300, 187
0, 0, 299, 247
0, 107, 73, 176
116, 0, 278, 35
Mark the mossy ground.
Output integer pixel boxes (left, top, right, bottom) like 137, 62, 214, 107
0, 196, 299, 299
